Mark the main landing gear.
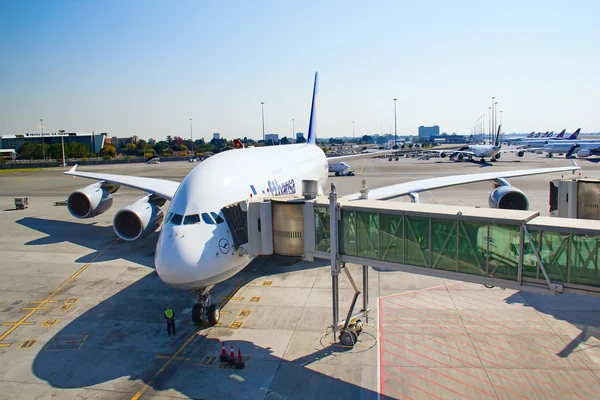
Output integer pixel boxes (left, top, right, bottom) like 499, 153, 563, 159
191, 287, 221, 326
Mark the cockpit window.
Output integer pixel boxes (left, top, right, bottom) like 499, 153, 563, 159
201, 213, 215, 224
183, 214, 201, 225
211, 212, 224, 224
170, 213, 183, 225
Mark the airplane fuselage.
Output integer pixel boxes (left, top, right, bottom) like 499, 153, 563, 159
154, 144, 328, 291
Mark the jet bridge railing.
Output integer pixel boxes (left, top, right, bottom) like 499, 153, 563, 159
307, 195, 600, 296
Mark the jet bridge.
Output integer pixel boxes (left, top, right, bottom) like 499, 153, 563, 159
240, 180, 600, 346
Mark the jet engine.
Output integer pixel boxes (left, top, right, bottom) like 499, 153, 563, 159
113, 195, 166, 241
67, 182, 119, 219
577, 149, 591, 158
440, 151, 447, 158
517, 151, 525, 157
488, 185, 529, 210
494, 153, 501, 160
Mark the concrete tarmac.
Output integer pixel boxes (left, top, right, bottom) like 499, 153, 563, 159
0, 153, 598, 399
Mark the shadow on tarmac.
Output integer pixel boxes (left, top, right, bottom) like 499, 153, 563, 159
18, 217, 380, 399
504, 291, 600, 358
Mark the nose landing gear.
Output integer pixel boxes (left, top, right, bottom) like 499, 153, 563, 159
191, 287, 221, 325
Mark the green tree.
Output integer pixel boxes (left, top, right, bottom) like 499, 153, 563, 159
100, 144, 116, 158
18, 142, 42, 159
280, 136, 290, 145
67, 142, 89, 158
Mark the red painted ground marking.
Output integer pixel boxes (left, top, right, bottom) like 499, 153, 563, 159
385, 373, 440, 400
385, 294, 576, 352
383, 351, 479, 400
382, 337, 525, 400
381, 310, 597, 398
386, 292, 564, 342
382, 323, 553, 400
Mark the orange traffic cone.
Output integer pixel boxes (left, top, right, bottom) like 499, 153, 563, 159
219, 342, 228, 362
235, 349, 245, 369
227, 345, 236, 366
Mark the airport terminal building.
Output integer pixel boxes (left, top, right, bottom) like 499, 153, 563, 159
0, 132, 107, 154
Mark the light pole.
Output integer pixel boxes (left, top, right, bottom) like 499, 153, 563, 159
260, 102, 265, 142
58, 129, 66, 167
499, 110, 503, 130
488, 106, 492, 143
292, 118, 295, 138
40, 118, 45, 161
189, 118, 193, 156
352, 121, 355, 140
393, 98, 398, 147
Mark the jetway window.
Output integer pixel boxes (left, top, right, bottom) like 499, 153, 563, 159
380, 214, 404, 263
480, 224, 520, 281
431, 218, 458, 272
356, 212, 379, 260
405, 216, 430, 268
457, 220, 487, 276
201, 213, 215, 225
569, 233, 600, 287
183, 214, 200, 225
340, 210, 357, 256
315, 206, 330, 252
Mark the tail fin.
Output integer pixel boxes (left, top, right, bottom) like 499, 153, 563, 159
534, 132, 541, 137
494, 124, 502, 146
566, 128, 581, 140
306, 72, 319, 145
547, 131, 554, 137
541, 131, 549, 137
527, 132, 535, 138
556, 129, 566, 138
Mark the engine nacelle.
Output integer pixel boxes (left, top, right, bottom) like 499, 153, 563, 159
440, 151, 447, 158
113, 196, 164, 241
517, 151, 525, 157
494, 153, 501, 160
577, 149, 591, 158
67, 182, 115, 219
488, 186, 530, 210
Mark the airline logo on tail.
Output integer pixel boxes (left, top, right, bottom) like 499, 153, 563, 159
566, 128, 581, 140
555, 129, 566, 138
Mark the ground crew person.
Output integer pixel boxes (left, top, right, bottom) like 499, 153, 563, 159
164, 306, 176, 335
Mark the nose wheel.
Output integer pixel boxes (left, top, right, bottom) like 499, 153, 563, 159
191, 287, 221, 326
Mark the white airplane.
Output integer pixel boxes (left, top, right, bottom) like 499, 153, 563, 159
541, 141, 600, 158
328, 161, 354, 176
437, 126, 523, 161
62, 72, 581, 325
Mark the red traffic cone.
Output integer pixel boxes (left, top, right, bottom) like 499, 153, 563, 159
227, 345, 236, 366
235, 349, 245, 369
219, 342, 228, 362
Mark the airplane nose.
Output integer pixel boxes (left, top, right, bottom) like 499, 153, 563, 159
155, 228, 202, 288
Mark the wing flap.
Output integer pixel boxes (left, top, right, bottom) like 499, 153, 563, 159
64, 165, 180, 200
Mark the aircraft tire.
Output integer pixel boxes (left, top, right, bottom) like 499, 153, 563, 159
192, 303, 203, 325
207, 304, 220, 325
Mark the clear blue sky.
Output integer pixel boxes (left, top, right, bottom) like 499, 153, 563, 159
1, 0, 599, 140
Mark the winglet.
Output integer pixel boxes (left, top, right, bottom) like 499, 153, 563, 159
306, 71, 319, 145
571, 159, 580, 171
66, 164, 78, 174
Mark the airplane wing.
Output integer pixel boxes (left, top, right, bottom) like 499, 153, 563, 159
326, 150, 395, 164
64, 165, 180, 200
343, 161, 580, 201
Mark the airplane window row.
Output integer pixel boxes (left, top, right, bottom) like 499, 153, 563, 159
166, 211, 224, 225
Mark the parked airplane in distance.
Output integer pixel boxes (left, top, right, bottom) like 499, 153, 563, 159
328, 161, 354, 176
62, 72, 581, 325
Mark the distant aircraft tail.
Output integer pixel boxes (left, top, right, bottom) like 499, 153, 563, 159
494, 124, 502, 146
566, 128, 581, 140
526, 132, 535, 138
556, 129, 566, 138
547, 131, 554, 137
541, 131, 550, 137
306, 72, 319, 145
534, 132, 541, 137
